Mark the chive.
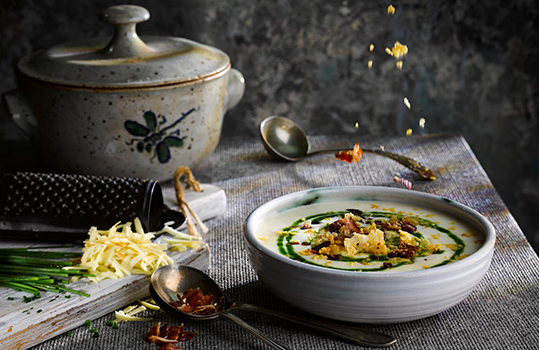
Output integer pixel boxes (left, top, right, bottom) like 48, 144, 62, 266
0, 281, 41, 297
55, 285, 91, 297
0, 247, 90, 298
2, 256, 75, 267
106, 320, 119, 329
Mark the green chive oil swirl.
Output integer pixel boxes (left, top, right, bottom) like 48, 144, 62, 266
277, 210, 466, 271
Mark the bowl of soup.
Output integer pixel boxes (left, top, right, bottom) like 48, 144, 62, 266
243, 186, 495, 323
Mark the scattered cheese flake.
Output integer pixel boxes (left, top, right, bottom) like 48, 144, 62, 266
355, 122, 360, 129
445, 244, 460, 251
369, 44, 374, 51
406, 128, 413, 136
368, 60, 373, 69
114, 310, 152, 322
419, 117, 426, 128
140, 300, 161, 311
396, 60, 403, 70
127, 305, 147, 316
388, 5, 396, 15
385, 47, 393, 56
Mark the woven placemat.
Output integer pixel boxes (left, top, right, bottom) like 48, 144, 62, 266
31, 134, 539, 350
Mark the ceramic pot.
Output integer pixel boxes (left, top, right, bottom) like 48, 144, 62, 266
3, 5, 244, 181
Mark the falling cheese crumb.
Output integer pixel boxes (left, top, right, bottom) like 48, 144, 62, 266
368, 60, 373, 69
419, 117, 426, 128
391, 42, 408, 59
388, 5, 396, 15
396, 60, 403, 70
369, 44, 374, 51
404, 97, 411, 109
406, 128, 413, 136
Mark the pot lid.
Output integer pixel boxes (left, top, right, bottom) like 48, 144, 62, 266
17, 5, 230, 88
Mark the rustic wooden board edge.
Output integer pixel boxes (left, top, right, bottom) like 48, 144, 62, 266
162, 183, 227, 227
0, 243, 210, 350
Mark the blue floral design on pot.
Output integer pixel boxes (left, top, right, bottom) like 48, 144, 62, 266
125, 108, 195, 164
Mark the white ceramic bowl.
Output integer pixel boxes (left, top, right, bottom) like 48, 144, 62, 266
243, 186, 495, 323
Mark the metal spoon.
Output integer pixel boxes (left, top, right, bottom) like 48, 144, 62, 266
259, 116, 435, 181
150, 265, 397, 348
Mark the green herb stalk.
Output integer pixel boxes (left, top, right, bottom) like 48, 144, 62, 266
0, 247, 91, 299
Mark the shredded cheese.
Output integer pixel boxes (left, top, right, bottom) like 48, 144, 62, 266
79, 218, 173, 283
114, 309, 152, 322
140, 299, 161, 311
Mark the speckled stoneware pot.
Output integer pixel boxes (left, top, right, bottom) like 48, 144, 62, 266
3, 5, 244, 181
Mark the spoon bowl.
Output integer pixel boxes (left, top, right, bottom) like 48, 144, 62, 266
259, 115, 436, 180
150, 265, 397, 348
260, 116, 310, 161
150, 264, 226, 320
151, 265, 292, 350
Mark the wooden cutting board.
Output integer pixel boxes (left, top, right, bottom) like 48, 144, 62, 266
0, 183, 225, 350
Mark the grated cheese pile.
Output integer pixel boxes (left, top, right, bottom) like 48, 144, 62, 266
79, 218, 173, 283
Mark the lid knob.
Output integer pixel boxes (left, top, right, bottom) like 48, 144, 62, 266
100, 5, 153, 58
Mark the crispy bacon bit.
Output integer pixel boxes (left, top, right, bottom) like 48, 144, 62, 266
335, 143, 363, 163
388, 242, 418, 259
311, 241, 331, 251
170, 288, 217, 315
329, 220, 345, 233
377, 218, 417, 233
347, 209, 364, 218
329, 217, 363, 235
301, 222, 312, 229
145, 322, 197, 350
381, 262, 392, 269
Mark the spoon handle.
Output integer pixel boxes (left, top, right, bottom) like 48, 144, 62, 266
220, 311, 293, 350
362, 148, 436, 181
309, 147, 435, 181
231, 303, 396, 348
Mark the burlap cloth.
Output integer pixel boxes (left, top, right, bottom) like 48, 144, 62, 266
32, 134, 539, 350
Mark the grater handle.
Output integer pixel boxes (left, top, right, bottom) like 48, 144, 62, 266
0, 172, 185, 242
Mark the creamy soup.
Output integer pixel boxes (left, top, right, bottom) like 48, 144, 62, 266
253, 200, 484, 272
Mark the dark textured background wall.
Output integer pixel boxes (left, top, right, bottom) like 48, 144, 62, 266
1, 0, 538, 253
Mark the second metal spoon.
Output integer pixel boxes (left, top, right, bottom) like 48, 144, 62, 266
150, 265, 397, 348
259, 116, 435, 180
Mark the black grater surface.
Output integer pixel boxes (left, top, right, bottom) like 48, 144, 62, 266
0, 172, 185, 241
